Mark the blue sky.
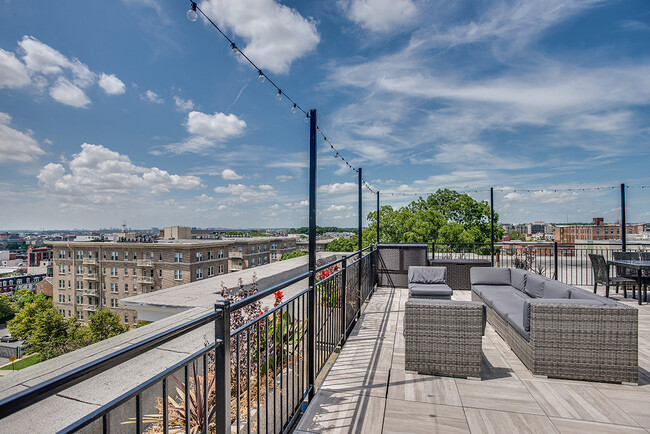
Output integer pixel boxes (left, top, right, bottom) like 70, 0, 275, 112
0, 0, 649, 230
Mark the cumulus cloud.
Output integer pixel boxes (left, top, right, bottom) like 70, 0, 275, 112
0, 48, 30, 88
49, 77, 91, 108
213, 183, 276, 202
286, 200, 308, 209
174, 96, 195, 111
200, 0, 319, 74
0, 113, 46, 163
98, 73, 126, 95
504, 190, 579, 204
221, 168, 243, 180
342, 0, 417, 32
276, 174, 294, 182
19, 36, 94, 87
37, 143, 203, 203
185, 111, 246, 139
318, 182, 357, 194
327, 204, 351, 211
142, 90, 164, 104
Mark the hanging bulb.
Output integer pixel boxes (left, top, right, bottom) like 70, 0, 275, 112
187, 2, 198, 21
305, 114, 310, 123
276, 89, 283, 101
258, 70, 265, 83
231, 43, 240, 59
290, 103, 297, 114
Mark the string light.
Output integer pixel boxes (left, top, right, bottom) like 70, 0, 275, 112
186, 1, 198, 21
291, 103, 297, 114
276, 89, 283, 101
230, 42, 240, 58
258, 70, 265, 83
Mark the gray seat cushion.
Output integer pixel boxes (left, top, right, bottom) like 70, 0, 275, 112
543, 280, 572, 299
474, 285, 530, 307
524, 273, 546, 298
409, 266, 446, 284
491, 296, 526, 322
506, 312, 530, 341
568, 288, 618, 305
472, 284, 513, 299
409, 283, 453, 298
510, 268, 527, 292
470, 267, 511, 285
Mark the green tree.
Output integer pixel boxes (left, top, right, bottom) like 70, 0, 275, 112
14, 288, 36, 308
280, 251, 307, 261
0, 294, 16, 323
7, 295, 53, 341
87, 308, 128, 342
326, 237, 358, 252
508, 231, 527, 241
365, 189, 504, 251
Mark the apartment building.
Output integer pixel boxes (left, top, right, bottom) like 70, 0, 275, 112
554, 217, 645, 243
52, 236, 297, 324
296, 238, 333, 253
51, 239, 231, 325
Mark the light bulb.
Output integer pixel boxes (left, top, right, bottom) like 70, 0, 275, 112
276, 90, 283, 101
231, 43, 240, 59
258, 71, 265, 83
290, 103, 297, 114
187, 3, 198, 21
305, 114, 310, 123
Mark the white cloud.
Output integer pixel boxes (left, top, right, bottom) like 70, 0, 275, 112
318, 182, 357, 194
0, 48, 30, 88
276, 174, 294, 182
286, 200, 309, 209
37, 143, 203, 203
185, 111, 246, 139
98, 73, 125, 95
504, 190, 578, 204
222, 168, 243, 180
200, 0, 319, 74
342, 0, 417, 32
49, 77, 91, 108
143, 90, 164, 104
159, 136, 224, 155
19, 36, 94, 87
196, 194, 216, 202
213, 183, 276, 202
327, 204, 351, 211
0, 113, 46, 163
174, 96, 195, 111
270, 203, 280, 209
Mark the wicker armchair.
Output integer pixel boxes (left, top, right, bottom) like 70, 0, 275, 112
589, 253, 637, 298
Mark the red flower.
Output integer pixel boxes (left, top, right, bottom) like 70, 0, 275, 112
274, 291, 284, 299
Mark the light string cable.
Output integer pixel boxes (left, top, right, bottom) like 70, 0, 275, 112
381, 185, 647, 197
186, 1, 374, 192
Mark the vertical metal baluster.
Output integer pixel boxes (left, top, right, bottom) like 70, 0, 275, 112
291, 299, 296, 412
257, 321, 261, 434
203, 353, 208, 434
247, 328, 251, 434
163, 377, 168, 434
280, 307, 284, 430
236, 334, 241, 434
184, 366, 189, 434
273, 310, 277, 434
265, 316, 269, 434
136, 393, 142, 434
102, 413, 109, 434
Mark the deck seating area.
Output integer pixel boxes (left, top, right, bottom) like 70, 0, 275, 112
295, 285, 650, 433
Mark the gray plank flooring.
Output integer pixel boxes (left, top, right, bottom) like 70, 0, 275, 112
295, 286, 650, 433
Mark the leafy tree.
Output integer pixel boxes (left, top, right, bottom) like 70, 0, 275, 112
326, 237, 358, 252
280, 251, 307, 261
290, 226, 357, 236
508, 231, 527, 241
14, 288, 36, 308
87, 308, 128, 342
0, 294, 16, 323
7, 296, 53, 341
365, 189, 504, 251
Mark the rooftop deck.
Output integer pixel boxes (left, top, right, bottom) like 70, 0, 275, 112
296, 286, 650, 433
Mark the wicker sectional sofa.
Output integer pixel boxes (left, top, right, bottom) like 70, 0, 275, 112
470, 267, 638, 383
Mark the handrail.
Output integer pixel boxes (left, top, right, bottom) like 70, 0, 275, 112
230, 271, 311, 311
0, 310, 219, 419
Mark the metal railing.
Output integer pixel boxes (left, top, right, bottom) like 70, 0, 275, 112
431, 241, 649, 286
0, 247, 378, 433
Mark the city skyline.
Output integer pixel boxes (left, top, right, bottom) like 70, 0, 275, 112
1, 0, 649, 230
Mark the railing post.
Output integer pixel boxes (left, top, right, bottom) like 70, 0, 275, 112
553, 242, 558, 280
307, 109, 317, 401
432, 242, 435, 260
376, 191, 380, 245
341, 258, 347, 344
621, 183, 626, 252
214, 300, 231, 434
490, 187, 495, 266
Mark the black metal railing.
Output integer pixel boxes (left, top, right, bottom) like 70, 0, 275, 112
0, 247, 378, 434
431, 241, 649, 286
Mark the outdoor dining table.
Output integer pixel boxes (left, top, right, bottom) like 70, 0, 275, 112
608, 259, 650, 305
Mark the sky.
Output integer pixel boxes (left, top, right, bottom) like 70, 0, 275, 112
0, 0, 649, 230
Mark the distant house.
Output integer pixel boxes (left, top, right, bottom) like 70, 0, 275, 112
36, 277, 53, 297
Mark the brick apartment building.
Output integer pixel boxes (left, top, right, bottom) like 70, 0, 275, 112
554, 217, 645, 243
51, 235, 297, 325
27, 246, 53, 267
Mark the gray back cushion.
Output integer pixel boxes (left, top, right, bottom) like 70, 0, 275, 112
569, 289, 617, 305
524, 273, 545, 298
408, 266, 446, 284
510, 268, 527, 292
543, 280, 571, 299
523, 298, 604, 331
470, 267, 511, 285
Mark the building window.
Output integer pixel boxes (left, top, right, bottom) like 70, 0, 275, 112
59, 279, 65, 289
77, 311, 83, 320
124, 268, 129, 277
133, 316, 138, 325
174, 270, 183, 280
174, 253, 183, 263
196, 268, 203, 279
208, 251, 214, 260
76, 265, 83, 275
76, 295, 82, 304
77, 281, 83, 290
111, 251, 119, 260
58, 265, 65, 274
271, 253, 277, 260
111, 298, 118, 307
251, 258, 256, 267
124, 316, 129, 324
59, 250, 66, 259
219, 264, 224, 274
196, 252, 203, 262
133, 252, 137, 260
264, 256, 268, 264
208, 266, 214, 277
124, 284, 128, 293
159, 252, 163, 261
76, 250, 83, 259
111, 267, 118, 277
218, 250, 224, 259
111, 283, 118, 293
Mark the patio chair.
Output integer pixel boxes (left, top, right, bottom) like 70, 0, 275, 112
589, 253, 637, 298
612, 251, 640, 293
